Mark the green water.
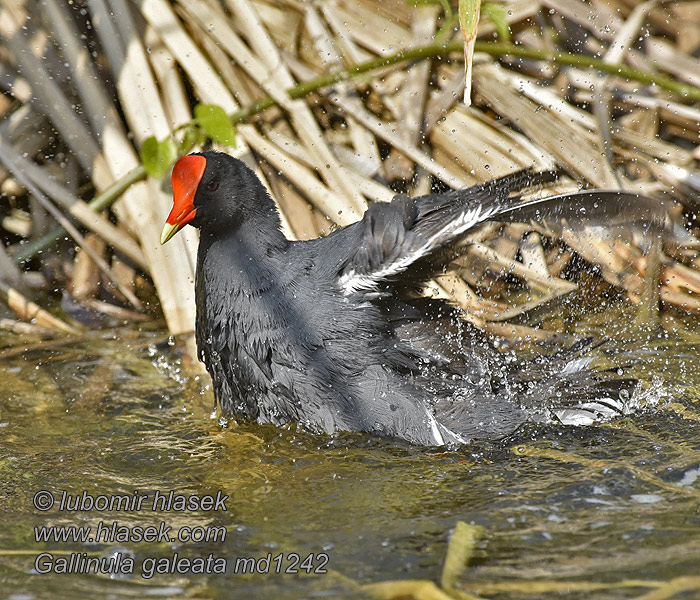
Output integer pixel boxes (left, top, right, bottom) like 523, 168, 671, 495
1, 305, 699, 599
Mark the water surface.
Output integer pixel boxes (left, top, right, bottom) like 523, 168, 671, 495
1, 302, 699, 600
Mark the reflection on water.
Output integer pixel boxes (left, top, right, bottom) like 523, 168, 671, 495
0, 303, 699, 600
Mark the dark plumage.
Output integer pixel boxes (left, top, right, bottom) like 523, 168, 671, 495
161, 151, 662, 446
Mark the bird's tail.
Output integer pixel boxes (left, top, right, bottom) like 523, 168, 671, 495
510, 344, 660, 427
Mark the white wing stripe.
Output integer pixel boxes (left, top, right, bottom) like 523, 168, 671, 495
340, 204, 496, 296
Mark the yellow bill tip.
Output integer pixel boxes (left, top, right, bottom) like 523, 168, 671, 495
160, 222, 180, 245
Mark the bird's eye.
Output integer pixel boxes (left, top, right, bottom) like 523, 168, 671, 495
206, 179, 219, 192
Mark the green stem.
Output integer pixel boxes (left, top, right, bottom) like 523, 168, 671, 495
229, 43, 466, 125
14, 165, 147, 265
474, 42, 700, 101
89, 165, 147, 212
17, 41, 700, 264
13, 225, 67, 264
231, 41, 700, 124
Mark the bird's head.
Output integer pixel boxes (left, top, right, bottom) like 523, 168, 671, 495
161, 151, 275, 244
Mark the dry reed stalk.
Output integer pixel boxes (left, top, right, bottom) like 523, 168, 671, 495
2, 0, 699, 348
1, 281, 79, 335
332, 93, 467, 188
490, 225, 525, 262
435, 273, 566, 326
658, 288, 700, 312
261, 126, 396, 204
562, 79, 693, 166
317, 6, 371, 64
40, 0, 126, 152
646, 37, 700, 88
110, 256, 137, 307
330, 0, 409, 56
182, 17, 258, 107
70, 234, 106, 301
573, 0, 655, 185
382, 4, 439, 180
458, 243, 578, 296
424, 69, 466, 135
474, 63, 618, 187
544, 0, 622, 41
161, 0, 249, 111
305, 6, 384, 179
430, 104, 555, 183
241, 125, 360, 226
0, 3, 109, 182
2, 156, 143, 309
0, 318, 54, 336
146, 28, 193, 130
0, 137, 146, 269
89, 0, 199, 333
226, 0, 366, 214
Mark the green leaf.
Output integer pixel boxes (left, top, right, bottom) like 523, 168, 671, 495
178, 125, 205, 155
194, 104, 236, 146
140, 136, 177, 179
405, 0, 452, 19
483, 2, 510, 42
458, 0, 481, 41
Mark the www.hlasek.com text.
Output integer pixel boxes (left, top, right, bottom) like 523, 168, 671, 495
35, 519, 226, 544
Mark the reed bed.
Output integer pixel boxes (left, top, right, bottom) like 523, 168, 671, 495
0, 0, 699, 350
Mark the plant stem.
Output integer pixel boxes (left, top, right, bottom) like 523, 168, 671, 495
475, 42, 700, 101
89, 165, 147, 213
231, 41, 700, 125
14, 166, 147, 264
13, 225, 67, 265
17, 41, 700, 264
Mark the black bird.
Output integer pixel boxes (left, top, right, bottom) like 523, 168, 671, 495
161, 151, 661, 446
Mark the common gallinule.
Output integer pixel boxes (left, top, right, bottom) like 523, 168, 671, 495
161, 151, 660, 445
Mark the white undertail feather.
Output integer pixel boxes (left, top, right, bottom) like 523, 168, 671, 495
553, 377, 666, 427
426, 409, 445, 445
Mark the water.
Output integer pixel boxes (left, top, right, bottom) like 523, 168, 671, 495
1, 304, 699, 599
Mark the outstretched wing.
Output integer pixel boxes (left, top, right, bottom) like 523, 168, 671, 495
338, 170, 666, 297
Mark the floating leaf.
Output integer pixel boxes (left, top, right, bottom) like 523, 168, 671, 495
140, 136, 177, 179
194, 104, 236, 146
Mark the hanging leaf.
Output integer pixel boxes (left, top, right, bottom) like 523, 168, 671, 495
194, 104, 236, 146
140, 136, 177, 179
458, 0, 482, 106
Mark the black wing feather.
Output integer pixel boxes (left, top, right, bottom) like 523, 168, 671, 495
339, 170, 666, 297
